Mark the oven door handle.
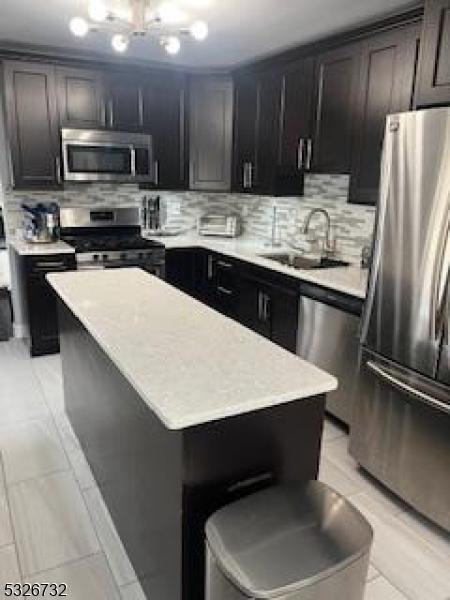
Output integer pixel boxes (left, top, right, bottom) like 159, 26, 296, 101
366, 360, 450, 415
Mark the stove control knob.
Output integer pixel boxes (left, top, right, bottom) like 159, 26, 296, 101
103, 254, 108, 261
93, 254, 99, 261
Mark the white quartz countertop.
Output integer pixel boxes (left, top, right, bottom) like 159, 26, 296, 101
8, 236, 75, 256
48, 268, 337, 430
144, 233, 368, 300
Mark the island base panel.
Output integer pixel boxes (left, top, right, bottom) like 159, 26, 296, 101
58, 303, 326, 600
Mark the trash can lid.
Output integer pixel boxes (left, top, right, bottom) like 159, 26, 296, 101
205, 481, 373, 599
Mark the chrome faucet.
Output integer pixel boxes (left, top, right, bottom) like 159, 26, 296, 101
302, 208, 335, 254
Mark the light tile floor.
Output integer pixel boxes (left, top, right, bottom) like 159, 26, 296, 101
0, 339, 449, 600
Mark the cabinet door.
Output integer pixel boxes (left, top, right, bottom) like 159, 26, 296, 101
416, 0, 450, 106
143, 75, 187, 189
253, 70, 282, 194
27, 273, 60, 355
165, 249, 197, 296
233, 76, 258, 192
108, 74, 143, 130
312, 43, 361, 174
189, 78, 233, 191
268, 282, 299, 353
350, 24, 421, 204
4, 61, 60, 189
57, 67, 105, 128
237, 275, 271, 339
278, 57, 314, 170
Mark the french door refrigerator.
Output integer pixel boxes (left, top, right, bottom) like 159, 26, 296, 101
350, 107, 450, 532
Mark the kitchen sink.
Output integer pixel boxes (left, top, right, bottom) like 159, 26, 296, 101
259, 253, 350, 270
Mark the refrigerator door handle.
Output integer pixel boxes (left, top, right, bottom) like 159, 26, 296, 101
366, 360, 450, 415
433, 221, 449, 341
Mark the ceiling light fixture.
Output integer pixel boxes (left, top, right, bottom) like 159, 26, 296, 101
88, 0, 108, 22
111, 33, 129, 52
164, 35, 181, 55
69, 0, 209, 55
70, 17, 89, 37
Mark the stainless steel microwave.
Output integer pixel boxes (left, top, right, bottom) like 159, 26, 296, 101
61, 128, 154, 183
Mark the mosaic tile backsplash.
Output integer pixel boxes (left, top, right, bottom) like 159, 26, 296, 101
2, 174, 376, 262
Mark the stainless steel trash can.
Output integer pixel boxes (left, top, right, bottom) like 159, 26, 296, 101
205, 481, 373, 600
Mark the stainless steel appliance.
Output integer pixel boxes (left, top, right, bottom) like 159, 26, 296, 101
198, 213, 242, 237
350, 108, 450, 531
60, 207, 165, 277
297, 283, 362, 426
61, 129, 154, 183
22, 203, 60, 244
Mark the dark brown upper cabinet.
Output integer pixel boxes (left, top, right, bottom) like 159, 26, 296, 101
350, 23, 421, 204
416, 0, 450, 106
233, 76, 259, 192
312, 42, 362, 174
189, 77, 233, 191
233, 70, 282, 194
4, 61, 61, 189
142, 74, 188, 190
57, 67, 106, 128
278, 57, 314, 171
254, 70, 282, 193
107, 74, 143, 131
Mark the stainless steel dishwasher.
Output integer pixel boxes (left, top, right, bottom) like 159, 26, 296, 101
296, 283, 363, 426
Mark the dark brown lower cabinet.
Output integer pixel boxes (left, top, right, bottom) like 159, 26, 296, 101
16, 253, 76, 356
165, 249, 300, 353
237, 272, 299, 352
164, 248, 198, 296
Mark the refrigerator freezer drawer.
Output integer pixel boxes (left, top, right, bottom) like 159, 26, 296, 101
350, 349, 450, 532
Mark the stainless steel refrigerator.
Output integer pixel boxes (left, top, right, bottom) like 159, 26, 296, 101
350, 107, 450, 532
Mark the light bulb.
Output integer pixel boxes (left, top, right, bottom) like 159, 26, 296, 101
190, 20, 208, 41
165, 36, 181, 55
88, 0, 107, 22
112, 34, 129, 53
158, 2, 185, 24
70, 17, 89, 37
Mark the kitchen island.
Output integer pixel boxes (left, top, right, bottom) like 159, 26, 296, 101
48, 268, 337, 600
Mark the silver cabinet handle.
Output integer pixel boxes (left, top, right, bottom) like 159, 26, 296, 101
306, 139, 313, 170
366, 360, 450, 415
108, 99, 114, 128
263, 293, 270, 321
217, 260, 233, 269
55, 156, 62, 185
154, 160, 159, 186
248, 162, 254, 189
217, 286, 233, 296
207, 254, 214, 280
257, 291, 263, 320
243, 162, 250, 189
130, 147, 136, 177
297, 138, 305, 170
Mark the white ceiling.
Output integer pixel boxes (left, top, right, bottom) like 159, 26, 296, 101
0, 0, 418, 68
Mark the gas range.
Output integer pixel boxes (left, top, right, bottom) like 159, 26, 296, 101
60, 207, 165, 277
